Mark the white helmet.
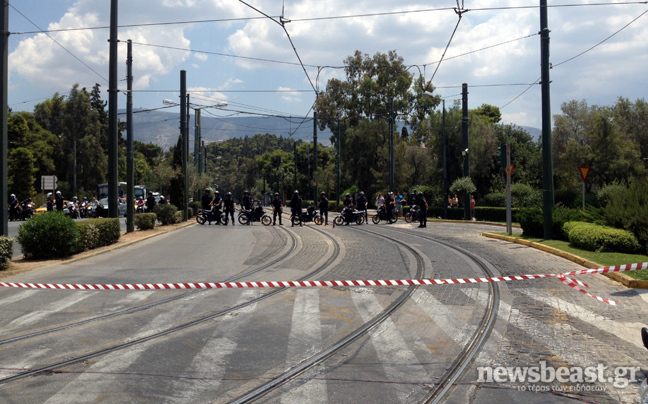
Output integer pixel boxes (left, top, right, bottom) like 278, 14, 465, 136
47, 192, 52, 197
10, 194, 15, 198
56, 191, 61, 195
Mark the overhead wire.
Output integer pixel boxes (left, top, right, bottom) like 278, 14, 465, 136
8, 2, 108, 82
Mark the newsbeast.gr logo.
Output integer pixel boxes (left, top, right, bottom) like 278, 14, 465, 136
477, 361, 641, 390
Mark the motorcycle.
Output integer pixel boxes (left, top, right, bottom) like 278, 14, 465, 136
641, 328, 648, 403
136, 198, 146, 214
79, 200, 91, 218
196, 208, 229, 225
292, 205, 322, 226
238, 205, 271, 226
404, 204, 421, 223
372, 205, 398, 224
65, 202, 80, 219
334, 206, 365, 226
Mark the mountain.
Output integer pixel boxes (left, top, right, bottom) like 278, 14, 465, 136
128, 109, 333, 150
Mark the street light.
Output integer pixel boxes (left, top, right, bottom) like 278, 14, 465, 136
422, 91, 447, 219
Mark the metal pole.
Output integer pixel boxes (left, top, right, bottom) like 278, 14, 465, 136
126, 40, 134, 233
293, 141, 297, 191
462, 83, 470, 221
506, 141, 512, 235
582, 181, 585, 210
337, 118, 341, 207
0, 0, 8, 235
541, 0, 554, 239
107, 0, 119, 218
313, 112, 317, 201
180, 70, 188, 221
389, 98, 395, 191
72, 139, 77, 197
195, 109, 201, 169
307, 144, 311, 199
442, 99, 447, 220
202, 141, 206, 174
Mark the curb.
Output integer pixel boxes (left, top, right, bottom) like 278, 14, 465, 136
482, 232, 648, 289
1, 220, 195, 280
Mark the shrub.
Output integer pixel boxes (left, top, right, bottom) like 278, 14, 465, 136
481, 193, 506, 207
552, 206, 589, 241
518, 206, 544, 238
75, 218, 121, 253
473, 207, 521, 223
565, 221, 640, 253
189, 201, 200, 216
134, 213, 156, 230
449, 177, 476, 198
604, 179, 648, 250
596, 182, 627, 207
511, 183, 541, 207
17, 212, 80, 259
154, 204, 178, 225
428, 207, 466, 220
174, 210, 184, 223
0, 236, 13, 270
555, 189, 580, 208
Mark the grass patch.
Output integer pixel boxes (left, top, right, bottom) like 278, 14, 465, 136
497, 233, 648, 280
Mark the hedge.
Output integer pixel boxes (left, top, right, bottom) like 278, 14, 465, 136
134, 213, 157, 230
154, 204, 178, 225
17, 212, 80, 259
174, 211, 184, 223
0, 236, 13, 270
75, 218, 121, 253
564, 221, 640, 253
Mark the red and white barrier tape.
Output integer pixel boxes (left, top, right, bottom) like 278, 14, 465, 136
1, 262, 646, 305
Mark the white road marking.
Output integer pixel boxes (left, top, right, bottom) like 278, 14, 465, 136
5, 292, 97, 330
0, 289, 39, 306
281, 288, 327, 404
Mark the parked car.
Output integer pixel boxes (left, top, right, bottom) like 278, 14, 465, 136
92, 198, 128, 218
35, 201, 70, 215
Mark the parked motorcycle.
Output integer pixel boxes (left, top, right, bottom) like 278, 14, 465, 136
372, 205, 398, 224
14, 199, 34, 221
196, 208, 229, 225
404, 204, 421, 223
640, 328, 648, 403
292, 205, 322, 226
238, 205, 271, 226
65, 202, 80, 219
334, 206, 365, 226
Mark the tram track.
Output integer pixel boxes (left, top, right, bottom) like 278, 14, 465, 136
0, 225, 299, 347
366, 225, 500, 404
0, 225, 339, 386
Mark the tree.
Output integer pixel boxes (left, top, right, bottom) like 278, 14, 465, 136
9, 148, 38, 199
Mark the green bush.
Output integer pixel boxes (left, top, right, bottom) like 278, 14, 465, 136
481, 193, 506, 207
428, 207, 466, 220
555, 189, 580, 208
565, 221, 640, 253
604, 179, 648, 250
17, 212, 80, 259
0, 236, 13, 270
518, 206, 544, 238
134, 213, 157, 230
449, 177, 476, 199
552, 206, 589, 241
511, 183, 541, 208
189, 201, 200, 216
154, 204, 178, 225
174, 210, 184, 223
75, 218, 121, 253
596, 182, 627, 207
473, 207, 521, 223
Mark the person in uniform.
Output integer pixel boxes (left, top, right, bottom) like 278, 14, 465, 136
271, 192, 283, 225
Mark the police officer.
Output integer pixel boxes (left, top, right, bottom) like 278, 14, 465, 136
46, 192, 54, 212
356, 191, 368, 224
417, 191, 428, 228
342, 193, 353, 225
271, 192, 283, 225
8, 194, 20, 220
290, 190, 302, 227
212, 190, 223, 224
241, 190, 253, 211
55, 190, 65, 212
201, 188, 213, 211
318, 191, 329, 226
384, 191, 394, 223
224, 192, 235, 225
146, 191, 156, 213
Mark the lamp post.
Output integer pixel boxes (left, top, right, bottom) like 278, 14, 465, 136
422, 92, 447, 219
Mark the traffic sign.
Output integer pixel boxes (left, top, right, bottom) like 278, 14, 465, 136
41, 175, 57, 190
578, 166, 591, 182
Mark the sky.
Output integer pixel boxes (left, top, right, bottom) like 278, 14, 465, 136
6, 0, 648, 141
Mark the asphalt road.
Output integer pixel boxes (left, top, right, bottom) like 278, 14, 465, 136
0, 220, 646, 403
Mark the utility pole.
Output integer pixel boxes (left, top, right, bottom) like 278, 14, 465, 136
389, 99, 395, 192
1, 0, 8, 236
337, 118, 341, 207
126, 40, 134, 233
293, 141, 297, 191
107, 0, 119, 218
180, 70, 188, 221
195, 109, 201, 169
442, 99, 448, 220
540, 0, 554, 239
307, 144, 311, 199
313, 112, 317, 201
462, 83, 471, 221
72, 140, 77, 197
